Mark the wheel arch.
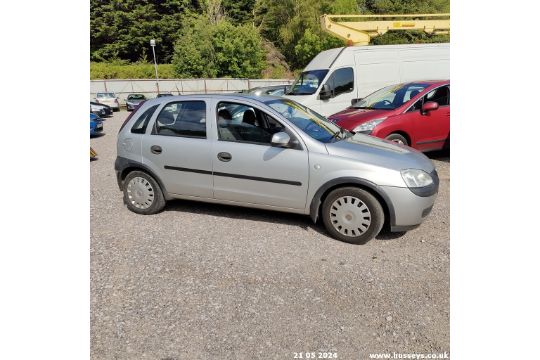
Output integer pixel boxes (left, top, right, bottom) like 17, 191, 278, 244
386, 130, 411, 146
309, 177, 396, 228
115, 157, 171, 200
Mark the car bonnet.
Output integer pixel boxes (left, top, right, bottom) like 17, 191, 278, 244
325, 133, 435, 172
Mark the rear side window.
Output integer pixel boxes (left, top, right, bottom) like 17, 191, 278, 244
327, 67, 354, 97
153, 101, 206, 138
131, 104, 158, 134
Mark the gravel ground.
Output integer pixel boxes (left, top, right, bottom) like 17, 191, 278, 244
91, 110, 450, 360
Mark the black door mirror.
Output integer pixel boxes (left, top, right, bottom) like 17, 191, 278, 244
319, 84, 332, 100
351, 98, 363, 106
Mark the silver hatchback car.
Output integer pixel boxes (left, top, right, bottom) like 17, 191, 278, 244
115, 95, 439, 244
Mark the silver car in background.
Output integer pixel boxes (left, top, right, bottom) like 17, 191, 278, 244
95, 92, 120, 111
245, 85, 291, 97
115, 95, 438, 244
126, 94, 147, 111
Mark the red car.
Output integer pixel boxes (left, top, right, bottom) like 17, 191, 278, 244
328, 80, 450, 152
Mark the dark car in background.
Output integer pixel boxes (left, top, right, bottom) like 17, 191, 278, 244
328, 80, 450, 152
156, 93, 174, 98
90, 102, 112, 117
126, 94, 147, 111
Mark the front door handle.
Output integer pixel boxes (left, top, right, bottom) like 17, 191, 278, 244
150, 145, 162, 154
217, 152, 232, 162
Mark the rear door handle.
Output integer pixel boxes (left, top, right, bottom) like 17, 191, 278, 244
150, 145, 162, 154
217, 152, 232, 162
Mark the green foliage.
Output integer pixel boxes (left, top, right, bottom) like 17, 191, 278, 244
90, 0, 450, 76
362, 0, 449, 14
90, 62, 176, 80
172, 16, 266, 78
172, 16, 217, 78
222, 0, 256, 23
361, 0, 450, 45
90, 0, 195, 63
293, 28, 342, 68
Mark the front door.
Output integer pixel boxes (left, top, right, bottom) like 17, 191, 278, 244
142, 100, 214, 198
413, 85, 450, 151
318, 67, 355, 116
211, 101, 309, 210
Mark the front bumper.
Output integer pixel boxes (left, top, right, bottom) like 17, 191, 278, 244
381, 185, 437, 231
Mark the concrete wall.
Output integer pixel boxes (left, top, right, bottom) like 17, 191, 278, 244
90, 78, 294, 104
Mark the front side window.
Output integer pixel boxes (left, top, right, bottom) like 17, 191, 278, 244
326, 67, 354, 97
288, 69, 329, 95
407, 85, 450, 113
153, 101, 206, 138
425, 86, 450, 106
216, 102, 289, 145
131, 104, 158, 134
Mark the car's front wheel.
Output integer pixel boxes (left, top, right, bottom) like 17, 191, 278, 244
123, 171, 166, 215
385, 133, 409, 146
322, 187, 384, 244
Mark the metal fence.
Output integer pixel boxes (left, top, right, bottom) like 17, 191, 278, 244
90, 78, 294, 104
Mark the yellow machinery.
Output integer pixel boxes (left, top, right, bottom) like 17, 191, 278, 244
321, 13, 450, 46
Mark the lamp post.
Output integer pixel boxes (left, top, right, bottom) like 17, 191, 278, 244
150, 39, 160, 94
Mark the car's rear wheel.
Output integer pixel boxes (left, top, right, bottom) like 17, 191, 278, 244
385, 133, 408, 146
322, 187, 384, 244
123, 171, 166, 215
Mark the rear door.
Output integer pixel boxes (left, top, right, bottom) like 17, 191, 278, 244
142, 100, 214, 198
211, 100, 309, 210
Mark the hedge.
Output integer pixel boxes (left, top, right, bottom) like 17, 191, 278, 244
90, 62, 176, 80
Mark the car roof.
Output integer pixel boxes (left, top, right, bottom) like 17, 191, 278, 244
143, 93, 281, 106
404, 80, 449, 86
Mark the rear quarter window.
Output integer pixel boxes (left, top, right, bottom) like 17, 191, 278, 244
131, 104, 158, 134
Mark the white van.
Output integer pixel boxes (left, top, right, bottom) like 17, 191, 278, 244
283, 43, 449, 117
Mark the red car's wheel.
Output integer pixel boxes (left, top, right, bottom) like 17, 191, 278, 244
385, 133, 409, 146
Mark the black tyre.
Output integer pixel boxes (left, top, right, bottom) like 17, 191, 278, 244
385, 133, 408, 146
123, 171, 166, 215
321, 187, 384, 244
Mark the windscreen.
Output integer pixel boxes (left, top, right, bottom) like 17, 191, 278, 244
354, 83, 429, 110
287, 70, 328, 95
265, 98, 351, 143
128, 94, 145, 100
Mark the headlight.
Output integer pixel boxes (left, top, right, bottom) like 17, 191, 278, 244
353, 117, 386, 133
401, 169, 433, 188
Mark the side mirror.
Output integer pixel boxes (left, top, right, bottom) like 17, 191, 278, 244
351, 98, 363, 106
319, 84, 332, 100
421, 101, 439, 114
271, 132, 291, 148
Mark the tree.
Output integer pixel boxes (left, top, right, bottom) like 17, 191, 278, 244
255, 0, 357, 69
172, 16, 266, 78
90, 0, 196, 63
